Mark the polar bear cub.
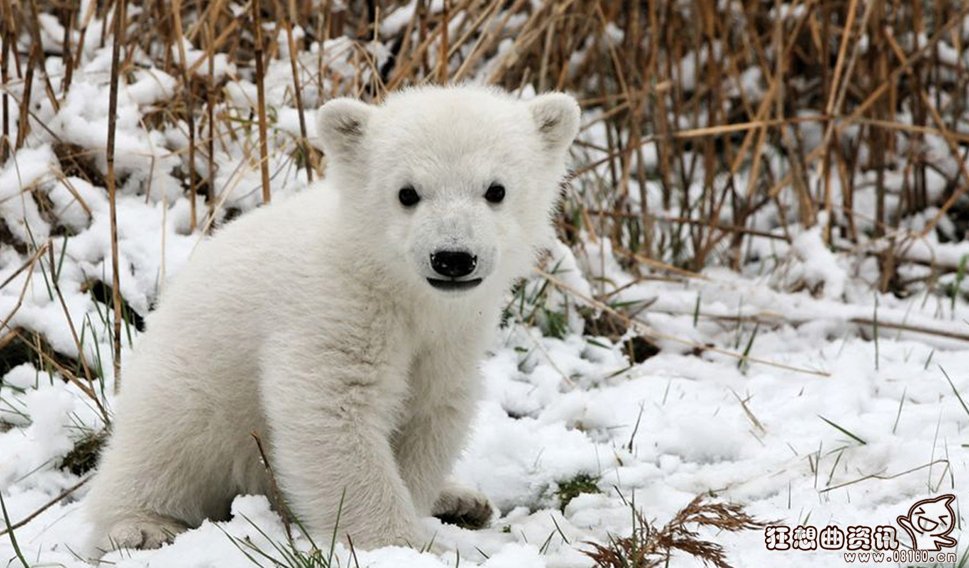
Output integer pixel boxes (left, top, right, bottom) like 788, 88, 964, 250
85, 85, 580, 553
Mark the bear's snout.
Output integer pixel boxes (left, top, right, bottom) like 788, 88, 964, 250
430, 250, 478, 278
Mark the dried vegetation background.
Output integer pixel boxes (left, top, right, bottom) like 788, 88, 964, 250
4, 0, 969, 270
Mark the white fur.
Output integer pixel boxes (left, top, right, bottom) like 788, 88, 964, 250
84, 85, 580, 553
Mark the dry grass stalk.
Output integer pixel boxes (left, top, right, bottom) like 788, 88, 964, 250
204, 14, 217, 220
105, 0, 126, 394
171, 0, 198, 230
251, 431, 294, 542
0, 477, 90, 538
47, 247, 109, 423
0, 0, 11, 162
282, 0, 314, 182
582, 494, 767, 568
252, 0, 272, 204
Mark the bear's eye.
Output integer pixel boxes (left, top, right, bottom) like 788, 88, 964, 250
398, 186, 420, 207
485, 183, 505, 204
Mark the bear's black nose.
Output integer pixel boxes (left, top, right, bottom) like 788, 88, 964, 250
430, 251, 477, 278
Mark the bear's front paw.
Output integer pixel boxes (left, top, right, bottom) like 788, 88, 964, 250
432, 484, 494, 530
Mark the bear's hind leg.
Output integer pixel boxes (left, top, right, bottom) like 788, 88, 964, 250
97, 512, 188, 553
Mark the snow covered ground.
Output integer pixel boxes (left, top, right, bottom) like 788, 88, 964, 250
2, 10, 969, 568
2, 179, 967, 567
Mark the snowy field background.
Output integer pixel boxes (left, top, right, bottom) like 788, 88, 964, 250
2, 1, 969, 567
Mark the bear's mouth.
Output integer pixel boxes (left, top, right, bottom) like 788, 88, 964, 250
427, 278, 483, 291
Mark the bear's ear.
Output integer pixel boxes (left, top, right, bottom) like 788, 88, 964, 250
528, 93, 580, 153
316, 98, 373, 160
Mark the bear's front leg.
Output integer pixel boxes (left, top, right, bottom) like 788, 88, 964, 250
394, 407, 494, 530
393, 361, 493, 530
262, 343, 425, 550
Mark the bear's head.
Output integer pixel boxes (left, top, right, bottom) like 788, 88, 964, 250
316, 85, 579, 300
